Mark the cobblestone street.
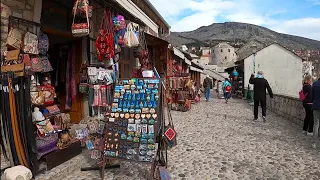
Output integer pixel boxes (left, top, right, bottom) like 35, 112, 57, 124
52, 97, 320, 180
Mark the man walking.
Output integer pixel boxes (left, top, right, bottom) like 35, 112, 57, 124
203, 74, 213, 102
249, 71, 273, 122
312, 78, 320, 148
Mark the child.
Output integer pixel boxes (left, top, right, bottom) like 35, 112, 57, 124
223, 78, 232, 103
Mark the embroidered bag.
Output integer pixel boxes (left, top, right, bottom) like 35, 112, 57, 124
38, 33, 49, 55
7, 27, 22, 49
23, 54, 32, 70
45, 105, 60, 115
30, 91, 45, 105
30, 56, 43, 72
36, 133, 58, 159
95, 9, 114, 61
36, 120, 54, 137
40, 55, 53, 72
22, 31, 39, 54
40, 84, 55, 105
72, 0, 90, 37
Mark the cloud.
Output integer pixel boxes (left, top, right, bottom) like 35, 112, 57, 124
149, 0, 320, 40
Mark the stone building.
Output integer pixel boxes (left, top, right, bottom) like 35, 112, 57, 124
210, 42, 236, 67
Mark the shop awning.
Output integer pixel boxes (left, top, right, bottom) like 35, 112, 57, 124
190, 66, 203, 73
184, 57, 191, 65
145, 33, 169, 45
173, 47, 185, 59
113, 0, 159, 36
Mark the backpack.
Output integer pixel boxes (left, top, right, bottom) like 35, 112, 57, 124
299, 85, 308, 101
38, 33, 49, 55
226, 86, 231, 92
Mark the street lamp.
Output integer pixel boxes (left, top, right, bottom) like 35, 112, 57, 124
251, 44, 257, 75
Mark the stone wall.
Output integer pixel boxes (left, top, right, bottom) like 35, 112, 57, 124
266, 94, 304, 126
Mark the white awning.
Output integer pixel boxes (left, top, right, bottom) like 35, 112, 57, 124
184, 57, 191, 65
190, 66, 203, 73
115, 0, 159, 36
173, 47, 185, 59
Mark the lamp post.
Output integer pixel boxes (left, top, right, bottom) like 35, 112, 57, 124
251, 43, 257, 75
247, 44, 257, 104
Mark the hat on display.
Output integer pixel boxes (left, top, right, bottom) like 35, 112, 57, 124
32, 107, 45, 122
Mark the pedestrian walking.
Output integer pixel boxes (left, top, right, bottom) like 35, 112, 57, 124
223, 78, 232, 103
312, 78, 320, 148
300, 75, 313, 136
249, 71, 273, 122
203, 75, 213, 102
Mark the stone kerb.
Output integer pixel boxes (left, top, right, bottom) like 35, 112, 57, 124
266, 94, 304, 126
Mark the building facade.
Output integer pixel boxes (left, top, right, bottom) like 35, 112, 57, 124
210, 42, 236, 67
243, 44, 303, 98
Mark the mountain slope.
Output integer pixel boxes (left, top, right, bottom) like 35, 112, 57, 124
167, 22, 320, 50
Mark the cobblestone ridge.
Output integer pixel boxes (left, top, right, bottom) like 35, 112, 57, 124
47, 98, 320, 179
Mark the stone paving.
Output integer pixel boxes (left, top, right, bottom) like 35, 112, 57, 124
45, 97, 320, 180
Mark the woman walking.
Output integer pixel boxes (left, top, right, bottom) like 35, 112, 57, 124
302, 75, 313, 136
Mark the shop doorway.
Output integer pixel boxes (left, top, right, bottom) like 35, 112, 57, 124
44, 32, 84, 123
40, 0, 84, 123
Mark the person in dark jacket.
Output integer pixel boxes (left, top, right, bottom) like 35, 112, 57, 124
249, 71, 273, 122
312, 78, 320, 148
302, 75, 313, 135
203, 75, 213, 102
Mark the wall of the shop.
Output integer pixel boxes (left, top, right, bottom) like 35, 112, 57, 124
1, 0, 42, 61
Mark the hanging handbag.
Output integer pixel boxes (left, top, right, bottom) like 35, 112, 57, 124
124, 22, 140, 47
73, 0, 92, 18
40, 55, 53, 72
7, 27, 22, 49
23, 54, 32, 70
22, 31, 39, 54
40, 84, 55, 105
30, 91, 45, 105
38, 33, 50, 55
95, 9, 114, 61
6, 49, 20, 61
72, 0, 90, 37
30, 56, 43, 72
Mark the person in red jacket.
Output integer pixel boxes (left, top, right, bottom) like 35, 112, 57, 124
301, 75, 313, 136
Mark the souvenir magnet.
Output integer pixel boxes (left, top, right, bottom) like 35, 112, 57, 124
115, 113, 120, 118
85, 140, 94, 150
142, 108, 149, 114
135, 109, 141, 113
148, 139, 154, 144
147, 144, 155, 150
135, 119, 141, 124
140, 138, 147, 144
123, 108, 129, 113
130, 114, 135, 118
142, 124, 148, 133
128, 119, 135, 124
114, 99, 119, 103
142, 119, 148, 124
109, 118, 115, 122
129, 109, 135, 113
139, 150, 146, 156
135, 114, 140, 119
152, 114, 157, 119
133, 137, 140, 143
128, 131, 135, 137
121, 133, 127, 140
148, 119, 155, 125
128, 124, 136, 131
148, 125, 154, 133
127, 136, 133, 141
150, 108, 156, 114
120, 113, 124, 118
110, 113, 115, 117
146, 114, 151, 119
146, 150, 153, 156
125, 113, 130, 119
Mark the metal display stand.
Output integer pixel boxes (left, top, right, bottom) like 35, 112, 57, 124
98, 78, 168, 180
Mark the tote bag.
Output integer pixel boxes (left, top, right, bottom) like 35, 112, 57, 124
124, 22, 139, 47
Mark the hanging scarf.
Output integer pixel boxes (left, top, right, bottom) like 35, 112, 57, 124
71, 46, 76, 102
65, 48, 72, 110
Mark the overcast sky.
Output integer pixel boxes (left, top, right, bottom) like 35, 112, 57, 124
149, 0, 320, 40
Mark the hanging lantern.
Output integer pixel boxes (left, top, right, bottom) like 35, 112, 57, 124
232, 69, 239, 77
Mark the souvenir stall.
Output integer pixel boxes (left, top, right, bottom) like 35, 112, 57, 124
68, 1, 175, 179
0, 14, 83, 176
